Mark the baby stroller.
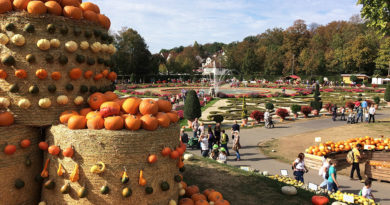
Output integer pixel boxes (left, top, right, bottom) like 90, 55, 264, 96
265, 116, 274, 128
347, 112, 356, 124
188, 136, 200, 149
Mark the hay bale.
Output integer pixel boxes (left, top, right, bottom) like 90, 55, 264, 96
0, 125, 42, 205
42, 124, 181, 205
0, 12, 113, 126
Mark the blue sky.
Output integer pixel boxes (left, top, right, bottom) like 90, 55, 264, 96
94, 0, 362, 53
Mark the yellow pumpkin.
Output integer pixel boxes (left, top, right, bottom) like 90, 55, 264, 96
0, 33, 9, 45
80, 41, 89, 50
90, 42, 102, 53
38, 98, 51, 108
18, 98, 31, 109
50, 39, 61, 48
11, 34, 25, 46
74, 96, 84, 105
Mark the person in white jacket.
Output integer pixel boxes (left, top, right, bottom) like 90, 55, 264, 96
319, 157, 330, 189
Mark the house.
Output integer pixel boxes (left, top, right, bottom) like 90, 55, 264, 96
341, 74, 369, 84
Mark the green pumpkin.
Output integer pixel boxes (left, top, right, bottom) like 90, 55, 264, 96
160, 181, 170, 191
24, 23, 35, 33
74, 27, 82, 36
26, 54, 36, 63
25, 156, 32, 167
97, 57, 105, 64
44, 179, 55, 190
66, 83, 74, 92
47, 24, 56, 34
48, 85, 57, 93
79, 85, 88, 94
29, 85, 39, 94
145, 187, 153, 194
174, 175, 182, 183
58, 55, 68, 65
122, 187, 132, 198
101, 33, 109, 41
84, 30, 92, 38
89, 86, 98, 93
100, 185, 109, 195
2, 55, 15, 66
78, 187, 87, 198
93, 29, 102, 37
86, 57, 95, 66
45, 54, 54, 63
5, 23, 15, 31
75, 54, 85, 64
15, 179, 25, 189
9, 84, 19, 93
60, 25, 68, 35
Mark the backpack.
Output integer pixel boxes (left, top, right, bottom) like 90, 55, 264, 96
346, 150, 355, 164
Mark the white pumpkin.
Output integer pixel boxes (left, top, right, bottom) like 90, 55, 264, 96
90, 42, 102, 53
18, 98, 31, 109
80, 41, 89, 50
178, 183, 183, 189
108, 44, 116, 54
281, 186, 297, 196
0, 97, 10, 108
209, 202, 215, 205
38, 98, 51, 109
65, 41, 78, 53
50, 39, 61, 48
101, 44, 108, 53
37, 39, 50, 50
38, 202, 47, 205
262, 171, 269, 176
74, 96, 84, 105
11, 34, 25, 46
56, 95, 69, 105
168, 199, 177, 205
183, 153, 194, 161
331, 202, 347, 205
0, 33, 9, 45
179, 188, 185, 196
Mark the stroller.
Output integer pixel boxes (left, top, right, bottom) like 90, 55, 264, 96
265, 116, 274, 128
188, 136, 200, 149
347, 112, 356, 124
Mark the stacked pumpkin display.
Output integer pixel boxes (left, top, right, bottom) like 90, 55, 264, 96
177, 183, 230, 205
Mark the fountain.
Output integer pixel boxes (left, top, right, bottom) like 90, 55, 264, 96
208, 62, 230, 95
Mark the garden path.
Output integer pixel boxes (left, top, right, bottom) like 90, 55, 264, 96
187, 109, 390, 204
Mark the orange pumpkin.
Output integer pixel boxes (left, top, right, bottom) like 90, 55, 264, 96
79, 108, 93, 116
38, 141, 49, 151
140, 114, 158, 131
214, 200, 230, 205
180, 181, 187, 189
86, 111, 103, 120
170, 150, 179, 159
100, 101, 119, 116
0, 69, 7, 79
20, 139, 31, 148
104, 116, 124, 130
93, 73, 103, 81
176, 146, 185, 156
0, 111, 14, 126
122, 97, 142, 114
63, 6, 83, 20
45, 1, 62, 15
195, 199, 209, 205
0, 0, 12, 14
84, 70, 93, 79
88, 92, 107, 110
15, 69, 27, 79
139, 99, 158, 115
191, 193, 207, 202
167, 111, 179, 123
104, 91, 118, 101
87, 115, 104, 130
80, 2, 100, 13
161, 147, 171, 157
68, 115, 87, 129
101, 69, 109, 77
208, 191, 223, 202
185, 185, 200, 197
114, 98, 126, 108
97, 14, 111, 30
157, 99, 172, 112
27, 1, 47, 14
69, 68, 83, 80
156, 112, 170, 128
60, 0, 80, 7
48, 145, 60, 155
107, 71, 117, 82
51, 71, 61, 80
62, 146, 74, 158
4, 144, 16, 155
36, 69, 48, 79
202, 189, 215, 197
179, 198, 194, 205
83, 10, 99, 23
147, 154, 157, 164
124, 115, 141, 131
13, 0, 30, 10
59, 110, 78, 124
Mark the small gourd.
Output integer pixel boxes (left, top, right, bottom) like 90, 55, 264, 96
44, 179, 55, 189
100, 185, 109, 195
47, 24, 56, 34
18, 98, 31, 109
101, 44, 108, 53
57, 163, 64, 176
73, 27, 82, 36
80, 41, 89, 50
122, 187, 132, 198
25, 156, 32, 167
86, 57, 95, 65
45, 54, 54, 63
29, 85, 39, 94
58, 55, 68, 65
60, 183, 70, 194
60, 25, 68, 35
179, 188, 185, 196
11, 34, 26, 46
50, 39, 60, 48
65, 83, 74, 92
90, 42, 102, 53
41, 159, 50, 178
139, 170, 146, 186
108, 44, 116, 54
47, 85, 57, 93
26, 54, 36, 63
15, 179, 25, 189
77, 186, 87, 198
75, 54, 85, 63
57, 95, 69, 105
2, 55, 15, 66
10, 84, 20, 93
37, 39, 50, 51
5, 23, 15, 31
74, 96, 84, 105
121, 169, 129, 184
161, 181, 170, 191
65, 41, 78, 53
36, 69, 48, 79
0, 33, 9, 45
39, 98, 52, 109
84, 30, 92, 38
0, 97, 10, 108
90, 161, 106, 174
145, 186, 153, 194
69, 163, 79, 182
24, 23, 35, 33
79, 85, 88, 93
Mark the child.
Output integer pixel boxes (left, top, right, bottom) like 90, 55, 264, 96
365, 112, 369, 122
210, 144, 219, 160
347, 110, 353, 124
361, 179, 375, 200
217, 147, 227, 164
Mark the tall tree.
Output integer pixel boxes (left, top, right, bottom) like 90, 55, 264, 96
241, 48, 259, 76
358, 0, 390, 35
375, 37, 390, 75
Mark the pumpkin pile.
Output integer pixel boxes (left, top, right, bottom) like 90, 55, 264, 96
0, 0, 111, 30
59, 91, 180, 131
369, 160, 390, 168
305, 136, 390, 157
177, 183, 230, 205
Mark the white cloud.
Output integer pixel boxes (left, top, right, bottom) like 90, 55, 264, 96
94, 0, 361, 53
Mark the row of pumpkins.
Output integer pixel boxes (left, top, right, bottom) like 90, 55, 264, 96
305, 136, 390, 156
369, 160, 390, 168
0, 0, 111, 30
60, 91, 180, 131
176, 182, 230, 205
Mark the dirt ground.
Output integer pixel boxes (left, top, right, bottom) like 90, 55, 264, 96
183, 158, 312, 205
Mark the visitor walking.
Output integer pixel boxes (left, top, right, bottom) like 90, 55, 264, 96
198, 122, 205, 137
231, 120, 240, 134
340, 107, 346, 121
199, 133, 209, 157
214, 123, 221, 145
328, 160, 340, 192
292, 153, 309, 183
207, 127, 215, 151
350, 144, 364, 182
232, 131, 241, 161
192, 118, 199, 138
368, 104, 376, 123
180, 128, 189, 145
361, 179, 375, 200
361, 99, 368, 114
217, 147, 227, 164
332, 104, 338, 121
220, 130, 230, 156
319, 157, 330, 189
356, 106, 363, 123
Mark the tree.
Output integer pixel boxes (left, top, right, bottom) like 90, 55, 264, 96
385, 83, 390, 102
350, 75, 358, 83
375, 37, 390, 75
358, 0, 390, 35
184, 90, 201, 120
241, 97, 248, 119
241, 48, 259, 76
310, 84, 323, 112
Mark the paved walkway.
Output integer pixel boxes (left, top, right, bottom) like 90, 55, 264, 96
187, 109, 390, 204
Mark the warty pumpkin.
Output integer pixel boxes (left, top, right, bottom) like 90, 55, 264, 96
69, 68, 83, 80
124, 115, 141, 131
80, 2, 100, 13
87, 115, 104, 130
0, 0, 12, 14
36, 68, 48, 79
45, 1, 62, 15
100, 101, 120, 117
88, 92, 107, 110
68, 115, 87, 129
139, 99, 158, 115
27, 1, 47, 14
140, 114, 158, 131
63, 6, 83, 20
0, 111, 14, 126
15, 69, 27, 79
122, 97, 142, 114
104, 116, 124, 130
59, 110, 78, 124
51, 71, 61, 80
156, 112, 171, 128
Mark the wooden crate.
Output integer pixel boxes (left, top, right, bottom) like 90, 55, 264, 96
365, 161, 390, 182
305, 152, 349, 171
